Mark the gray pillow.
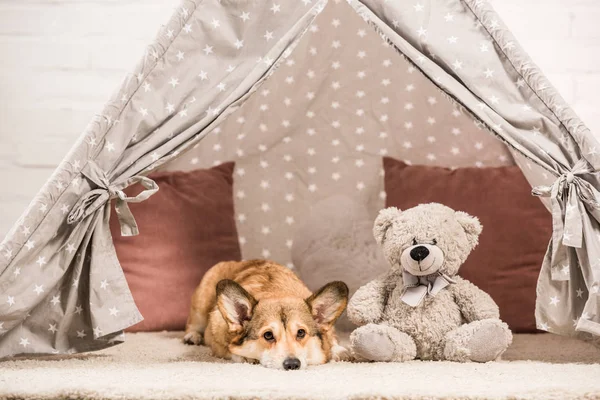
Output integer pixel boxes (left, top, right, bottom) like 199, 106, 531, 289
291, 195, 389, 331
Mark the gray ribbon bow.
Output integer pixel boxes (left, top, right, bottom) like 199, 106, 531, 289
532, 159, 600, 281
401, 270, 455, 307
67, 161, 159, 236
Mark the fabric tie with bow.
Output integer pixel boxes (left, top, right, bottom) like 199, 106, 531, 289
401, 270, 455, 307
532, 158, 600, 281
66, 161, 159, 236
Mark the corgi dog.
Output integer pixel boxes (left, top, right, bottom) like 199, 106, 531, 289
183, 259, 349, 370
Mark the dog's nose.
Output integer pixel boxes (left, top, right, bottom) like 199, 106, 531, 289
283, 357, 301, 371
410, 246, 430, 261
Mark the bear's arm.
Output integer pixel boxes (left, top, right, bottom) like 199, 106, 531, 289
449, 276, 500, 322
346, 269, 400, 326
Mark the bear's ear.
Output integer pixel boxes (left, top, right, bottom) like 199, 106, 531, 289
455, 211, 482, 250
373, 207, 400, 245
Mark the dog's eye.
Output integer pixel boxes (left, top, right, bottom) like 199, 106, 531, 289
263, 331, 275, 342
297, 329, 306, 339
412, 238, 418, 246
432, 239, 437, 245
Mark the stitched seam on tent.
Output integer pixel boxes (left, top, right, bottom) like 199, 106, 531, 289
1, 0, 202, 270
461, 0, 574, 144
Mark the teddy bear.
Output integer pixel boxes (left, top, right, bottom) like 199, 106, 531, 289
347, 203, 513, 363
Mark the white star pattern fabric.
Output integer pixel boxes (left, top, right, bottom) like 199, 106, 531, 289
1, 0, 599, 358
166, 0, 513, 268
0, 0, 326, 358
354, 0, 600, 343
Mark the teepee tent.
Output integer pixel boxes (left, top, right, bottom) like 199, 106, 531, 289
1, 0, 599, 358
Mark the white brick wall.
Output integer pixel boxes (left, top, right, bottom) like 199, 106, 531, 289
0, 0, 599, 237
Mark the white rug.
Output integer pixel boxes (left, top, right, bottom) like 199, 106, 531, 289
1, 332, 600, 400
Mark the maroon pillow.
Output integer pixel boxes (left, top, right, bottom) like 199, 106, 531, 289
110, 162, 241, 332
383, 157, 552, 333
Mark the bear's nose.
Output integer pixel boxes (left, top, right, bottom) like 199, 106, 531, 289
410, 246, 430, 261
283, 357, 301, 370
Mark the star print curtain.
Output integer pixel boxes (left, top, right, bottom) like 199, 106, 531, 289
1, 0, 599, 358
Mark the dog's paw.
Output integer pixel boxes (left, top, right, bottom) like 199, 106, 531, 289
183, 331, 203, 346
331, 344, 352, 362
231, 355, 259, 364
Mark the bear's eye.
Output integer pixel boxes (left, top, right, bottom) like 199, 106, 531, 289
412, 238, 418, 246
432, 239, 437, 245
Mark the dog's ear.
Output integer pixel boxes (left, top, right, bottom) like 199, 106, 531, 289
373, 207, 400, 245
455, 211, 483, 250
306, 281, 349, 329
216, 279, 257, 331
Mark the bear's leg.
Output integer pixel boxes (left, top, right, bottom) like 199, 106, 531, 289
443, 319, 512, 362
350, 323, 416, 362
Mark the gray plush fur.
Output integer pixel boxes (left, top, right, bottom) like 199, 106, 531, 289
348, 203, 513, 362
